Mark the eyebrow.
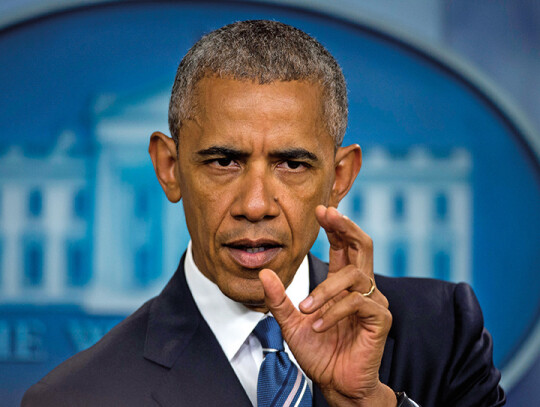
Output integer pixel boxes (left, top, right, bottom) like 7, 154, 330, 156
195, 146, 248, 161
269, 148, 319, 163
195, 146, 319, 163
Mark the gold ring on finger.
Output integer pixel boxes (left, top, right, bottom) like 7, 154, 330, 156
362, 277, 376, 297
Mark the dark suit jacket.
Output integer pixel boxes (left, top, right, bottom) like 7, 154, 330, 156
22, 254, 505, 407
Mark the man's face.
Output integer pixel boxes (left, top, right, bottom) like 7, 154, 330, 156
175, 77, 338, 311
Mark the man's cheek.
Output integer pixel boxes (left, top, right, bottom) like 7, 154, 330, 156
283, 182, 326, 203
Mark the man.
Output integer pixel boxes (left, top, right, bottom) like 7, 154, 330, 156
22, 20, 505, 407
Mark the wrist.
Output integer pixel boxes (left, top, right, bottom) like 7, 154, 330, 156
324, 382, 398, 407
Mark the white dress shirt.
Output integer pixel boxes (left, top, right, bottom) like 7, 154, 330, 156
184, 241, 312, 406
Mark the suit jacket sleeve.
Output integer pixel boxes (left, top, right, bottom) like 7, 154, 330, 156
21, 381, 71, 407
441, 282, 505, 406
378, 275, 506, 407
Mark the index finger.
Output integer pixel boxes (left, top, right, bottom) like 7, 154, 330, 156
315, 205, 374, 276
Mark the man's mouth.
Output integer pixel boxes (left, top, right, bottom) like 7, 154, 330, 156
245, 247, 268, 254
224, 239, 283, 269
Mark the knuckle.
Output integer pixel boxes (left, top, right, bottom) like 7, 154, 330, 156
343, 264, 357, 273
379, 292, 389, 309
329, 242, 342, 251
312, 285, 326, 301
363, 235, 373, 250
349, 291, 364, 308
344, 264, 360, 277
343, 265, 361, 284
349, 266, 362, 281
382, 309, 393, 329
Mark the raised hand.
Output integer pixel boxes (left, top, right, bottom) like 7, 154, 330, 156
259, 205, 396, 407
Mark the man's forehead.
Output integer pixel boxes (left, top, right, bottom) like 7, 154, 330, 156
193, 75, 325, 111
180, 76, 333, 152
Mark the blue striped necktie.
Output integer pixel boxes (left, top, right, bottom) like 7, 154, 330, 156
254, 317, 312, 407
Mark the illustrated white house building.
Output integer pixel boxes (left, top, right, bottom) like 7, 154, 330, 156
0, 86, 472, 313
0, 133, 92, 303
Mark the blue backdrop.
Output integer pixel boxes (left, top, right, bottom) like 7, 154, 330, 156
0, 1, 538, 405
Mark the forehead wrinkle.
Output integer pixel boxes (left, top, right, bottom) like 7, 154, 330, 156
201, 77, 324, 119
187, 77, 332, 157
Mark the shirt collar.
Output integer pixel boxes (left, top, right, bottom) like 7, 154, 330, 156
184, 241, 310, 362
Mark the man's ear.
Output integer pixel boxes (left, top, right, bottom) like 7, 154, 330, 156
328, 144, 362, 207
148, 131, 182, 203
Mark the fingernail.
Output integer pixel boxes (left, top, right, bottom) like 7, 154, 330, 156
312, 318, 323, 330
300, 296, 314, 309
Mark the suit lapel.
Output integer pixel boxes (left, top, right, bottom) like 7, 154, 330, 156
144, 255, 251, 407
151, 319, 252, 407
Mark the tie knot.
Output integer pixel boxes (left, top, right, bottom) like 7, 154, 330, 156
253, 317, 284, 352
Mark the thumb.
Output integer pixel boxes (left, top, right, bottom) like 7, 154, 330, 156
259, 269, 299, 328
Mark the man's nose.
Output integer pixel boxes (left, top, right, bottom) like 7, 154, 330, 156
230, 165, 280, 222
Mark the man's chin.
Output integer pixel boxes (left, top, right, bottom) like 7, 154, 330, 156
231, 293, 268, 313
240, 298, 269, 313
218, 278, 268, 312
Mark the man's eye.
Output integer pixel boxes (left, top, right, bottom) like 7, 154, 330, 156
278, 160, 309, 171
214, 158, 234, 167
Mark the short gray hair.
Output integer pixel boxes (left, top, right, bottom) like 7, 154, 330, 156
168, 20, 348, 148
